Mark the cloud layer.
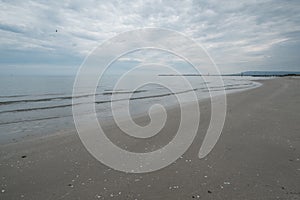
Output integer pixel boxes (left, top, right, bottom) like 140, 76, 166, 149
1, 0, 300, 74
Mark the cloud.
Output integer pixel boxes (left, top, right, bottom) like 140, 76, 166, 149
0, 23, 26, 34
0, 0, 300, 74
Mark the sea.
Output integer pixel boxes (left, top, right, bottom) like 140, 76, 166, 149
0, 75, 264, 144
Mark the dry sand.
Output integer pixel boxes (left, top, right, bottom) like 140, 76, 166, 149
0, 77, 299, 200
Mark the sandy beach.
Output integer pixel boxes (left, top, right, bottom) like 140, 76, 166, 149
0, 77, 299, 200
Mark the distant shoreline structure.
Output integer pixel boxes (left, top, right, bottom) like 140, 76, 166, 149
159, 71, 300, 77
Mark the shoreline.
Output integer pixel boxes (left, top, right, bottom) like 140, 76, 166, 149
0, 77, 262, 146
0, 77, 299, 199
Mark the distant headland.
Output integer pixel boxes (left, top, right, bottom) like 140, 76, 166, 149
158, 71, 300, 77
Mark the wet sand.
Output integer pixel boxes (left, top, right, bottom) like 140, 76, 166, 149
0, 77, 299, 199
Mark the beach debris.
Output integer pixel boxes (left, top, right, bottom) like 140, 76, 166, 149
21, 155, 27, 159
169, 185, 179, 190
207, 190, 212, 194
96, 194, 101, 199
67, 183, 73, 188
1, 189, 5, 193
224, 181, 231, 185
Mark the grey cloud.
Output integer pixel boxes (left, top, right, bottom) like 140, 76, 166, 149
0, 0, 299, 73
0, 23, 25, 34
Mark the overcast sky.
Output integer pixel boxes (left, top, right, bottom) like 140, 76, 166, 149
1, 0, 300, 75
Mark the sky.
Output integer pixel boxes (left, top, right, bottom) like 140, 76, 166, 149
1, 0, 300, 75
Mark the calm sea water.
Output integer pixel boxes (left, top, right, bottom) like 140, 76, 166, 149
0, 75, 262, 144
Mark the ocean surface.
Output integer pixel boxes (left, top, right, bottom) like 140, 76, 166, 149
0, 75, 264, 144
